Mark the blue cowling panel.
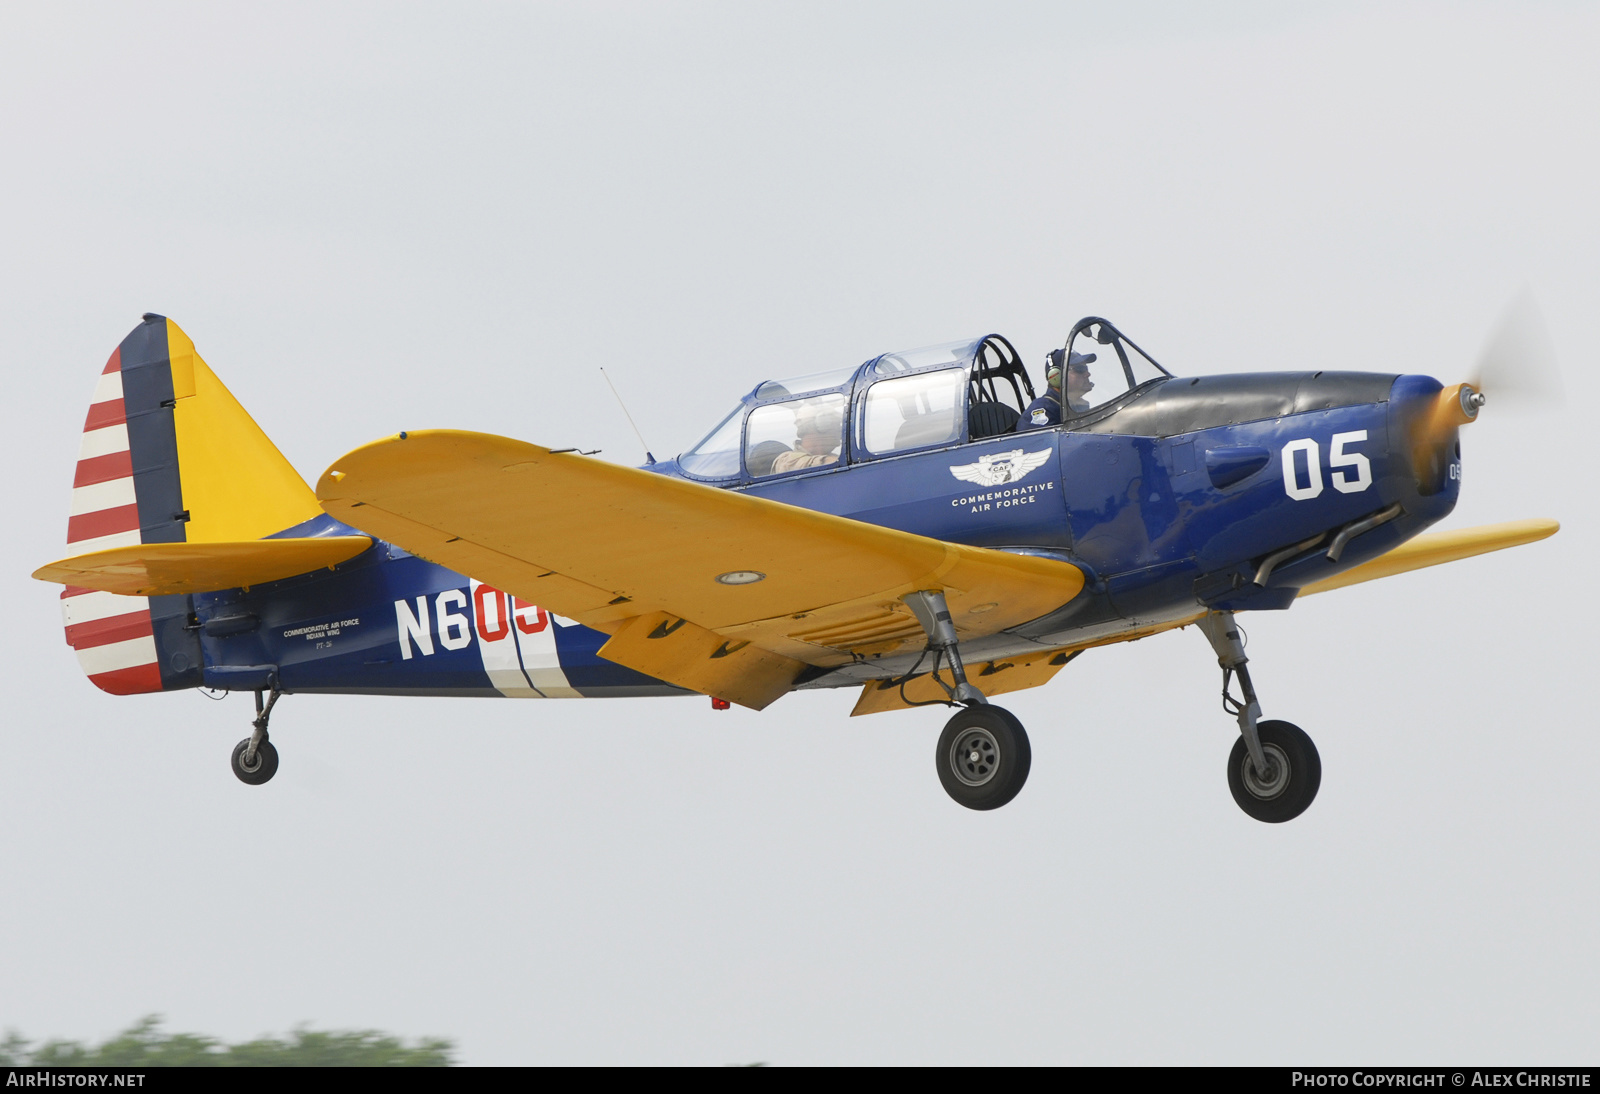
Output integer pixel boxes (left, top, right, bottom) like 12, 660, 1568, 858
1205, 446, 1271, 489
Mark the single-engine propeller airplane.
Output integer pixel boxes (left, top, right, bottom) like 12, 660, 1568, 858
35, 313, 1558, 820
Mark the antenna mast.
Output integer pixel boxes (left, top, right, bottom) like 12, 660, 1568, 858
599, 367, 657, 464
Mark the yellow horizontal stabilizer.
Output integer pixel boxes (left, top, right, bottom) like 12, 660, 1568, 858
32, 536, 372, 596
1298, 518, 1559, 597
316, 431, 1085, 706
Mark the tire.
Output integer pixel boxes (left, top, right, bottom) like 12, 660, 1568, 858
936, 705, 1031, 811
1227, 719, 1319, 823
231, 738, 279, 786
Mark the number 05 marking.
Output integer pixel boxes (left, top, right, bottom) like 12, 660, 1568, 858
1282, 430, 1371, 500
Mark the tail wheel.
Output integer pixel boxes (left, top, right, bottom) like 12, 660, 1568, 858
936, 705, 1031, 811
1227, 719, 1320, 823
231, 738, 279, 786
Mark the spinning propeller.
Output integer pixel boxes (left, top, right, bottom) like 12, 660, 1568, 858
1410, 291, 1563, 491
1468, 290, 1564, 407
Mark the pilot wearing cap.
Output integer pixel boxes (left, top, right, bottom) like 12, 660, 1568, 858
1020, 347, 1097, 429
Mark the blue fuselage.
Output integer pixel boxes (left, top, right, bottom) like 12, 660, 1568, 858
176, 371, 1458, 699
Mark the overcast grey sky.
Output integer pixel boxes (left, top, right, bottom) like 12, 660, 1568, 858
2, 1, 1595, 1065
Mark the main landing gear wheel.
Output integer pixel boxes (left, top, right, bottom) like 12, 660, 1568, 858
1227, 719, 1320, 823
937, 705, 1031, 811
231, 737, 279, 785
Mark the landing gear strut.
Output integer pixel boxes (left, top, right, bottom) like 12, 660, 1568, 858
905, 590, 1032, 810
1199, 611, 1320, 823
230, 684, 282, 786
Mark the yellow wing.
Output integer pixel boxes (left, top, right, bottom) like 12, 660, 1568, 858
1297, 519, 1558, 596
858, 518, 1561, 714
316, 431, 1086, 709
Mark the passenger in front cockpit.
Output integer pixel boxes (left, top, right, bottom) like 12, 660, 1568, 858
771, 404, 843, 473
1021, 347, 1097, 429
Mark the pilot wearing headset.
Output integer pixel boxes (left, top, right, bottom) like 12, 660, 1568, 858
770, 403, 843, 473
1020, 347, 1097, 429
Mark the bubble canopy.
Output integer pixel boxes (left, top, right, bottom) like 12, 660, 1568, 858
672, 324, 1171, 481
678, 364, 875, 480
753, 366, 857, 402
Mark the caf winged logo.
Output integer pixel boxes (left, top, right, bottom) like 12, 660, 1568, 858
948, 448, 1051, 488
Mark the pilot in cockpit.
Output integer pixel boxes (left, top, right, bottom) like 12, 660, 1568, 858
770, 403, 843, 473
1021, 347, 1097, 429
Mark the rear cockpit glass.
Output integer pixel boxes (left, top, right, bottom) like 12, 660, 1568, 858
863, 368, 965, 455
870, 340, 979, 379
746, 393, 847, 477
679, 334, 1050, 477
679, 405, 744, 479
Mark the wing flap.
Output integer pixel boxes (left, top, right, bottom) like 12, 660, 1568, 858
851, 646, 1076, 716
316, 431, 1086, 674
598, 612, 806, 710
849, 615, 1205, 715
1297, 518, 1559, 597
32, 536, 372, 597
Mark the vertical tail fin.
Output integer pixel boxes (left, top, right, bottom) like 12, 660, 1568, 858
59, 314, 320, 694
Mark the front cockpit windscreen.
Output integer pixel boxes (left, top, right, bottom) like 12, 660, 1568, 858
1059, 319, 1171, 417
678, 404, 744, 478
679, 366, 856, 480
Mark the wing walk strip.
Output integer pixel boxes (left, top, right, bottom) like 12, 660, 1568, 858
59, 347, 162, 694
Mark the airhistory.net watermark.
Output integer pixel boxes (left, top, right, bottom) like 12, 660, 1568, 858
5, 1075, 145, 1088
